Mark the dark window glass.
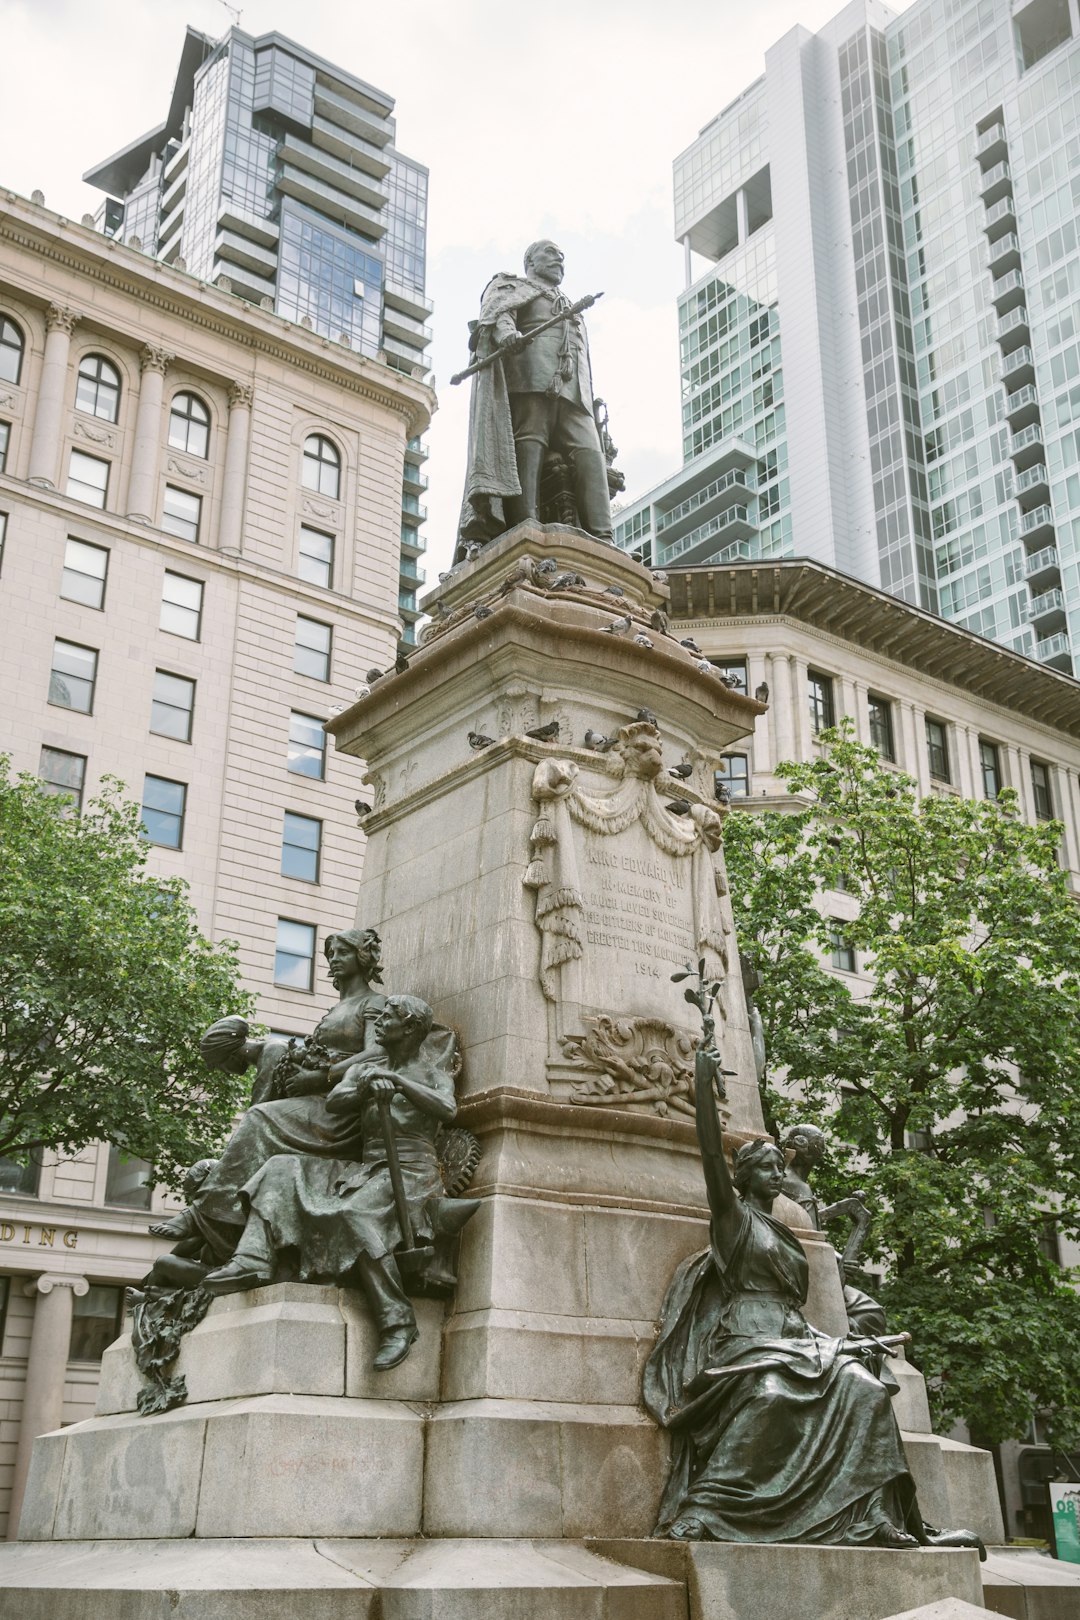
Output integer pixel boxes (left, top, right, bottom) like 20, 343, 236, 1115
1031, 760, 1054, 821
0, 1154, 40, 1195
39, 747, 86, 811
302, 434, 341, 499
141, 774, 186, 848
288, 711, 326, 779
66, 450, 109, 508
808, 670, 835, 734
104, 1146, 153, 1209
61, 538, 109, 609
1037, 1218, 1061, 1266
979, 739, 1002, 798
298, 526, 334, 588
830, 923, 856, 973
275, 918, 316, 989
925, 717, 950, 782
715, 754, 750, 798
709, 658, 747, 693
282, 811, 321, 882
162, 485, 201, 543
168, 392, 210, 459
49, 639, 97, 713
868, 694, 895, 761
294, 616, 331, 681
69, 1284, 125, 1362
75, 354, 121, 423
0, 420, 9, 473
160, 571, 203, 640
0, 512, 5, 573
0, 316, 23, 385
150, 671, 195, 741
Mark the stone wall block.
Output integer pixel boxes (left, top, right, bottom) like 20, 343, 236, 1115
440, 1308, 656, 1405
340, 1291, 444, 1401
935, 1436, 1006, 1544
11, 1431, 66, 1540
52, 1408, 209, 1539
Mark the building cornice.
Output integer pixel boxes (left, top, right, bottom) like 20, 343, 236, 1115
668, 559, 1080, 740
0, 192, 435, 439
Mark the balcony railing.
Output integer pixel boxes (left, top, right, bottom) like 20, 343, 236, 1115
1035, 631, 1071, 663
983, 196, 1016, 231
979, 160, 1012, 201
991, 269, 1026, 310
1005, 383, 1040, 426
1010, 423, 1044, 465
1020, 503, 1054, 539
655, 466, 757, 534
1029, 587, 1065, 619
997, 305, 1030, 342
977, 121, 1007, 160
1015, 462, 1049, 497
1024, 545, 1059, 581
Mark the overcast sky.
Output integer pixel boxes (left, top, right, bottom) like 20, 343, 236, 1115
2, 0, 912, 580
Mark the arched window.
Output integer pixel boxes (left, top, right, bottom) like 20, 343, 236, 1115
0, 317, 24, 386
168, 392, 210, 459
302, 433, 341, 500
76, 354, 121, 424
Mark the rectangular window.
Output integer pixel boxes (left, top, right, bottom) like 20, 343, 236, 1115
281, 811, 322, 882
925, 717, 950, 783
39, 747, 86, 811
61, 538, 109, 609
298, 526, 334, 588
150, 670, 195, 742
141, 774, 186, 848
294, 615, 332, 681
69, 1284, 126, 1363
66, 450, 109, 508
715, 754, 750, 798
0, 421, 9, 473
104, 1146, 153, 1209
867, 694, 896, 761
160, 571, 203, 640
979, 739, 1002, 799
0, 1153, 40, 1196
829, 923, 857, 973
49, 638, 97, 713
161, 485, 201, 543
1031, 760, 1054, 821
287, 711, 326, 779
709, 657, 747, 693
275, 918, 316, 990
808, 670, 836, 735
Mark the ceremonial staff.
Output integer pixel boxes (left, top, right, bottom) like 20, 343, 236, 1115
449, 291, 604, 385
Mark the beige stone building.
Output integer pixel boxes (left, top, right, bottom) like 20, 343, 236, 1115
668, 557, 1080, 1535
0, 188, 432, 1534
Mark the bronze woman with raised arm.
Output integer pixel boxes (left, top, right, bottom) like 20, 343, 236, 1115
643, 1048, 981, 1550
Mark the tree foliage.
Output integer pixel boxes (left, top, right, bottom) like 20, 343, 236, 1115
0, 757, 253, 1190
723, 727, 1080, 1446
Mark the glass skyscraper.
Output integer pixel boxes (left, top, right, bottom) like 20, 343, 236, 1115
86, 26, 430, 643
615, 0, 1080, 675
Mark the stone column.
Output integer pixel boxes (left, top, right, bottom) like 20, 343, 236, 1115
218, 381, 254, 553
27, 304, 80, 488
791, 655, 811, 760
126, 346, 172, 522
839, 675, 859, 732
1015, 746, 1034, 821
1054, 765, 1079, 873
851, 679, 869, 744
7, 1272, 89, 1538
767, 651, 794, 774
907, 702, 929, 793
955, 723, 977, 800
965, 726, 986, 800
747, 653, 771, 772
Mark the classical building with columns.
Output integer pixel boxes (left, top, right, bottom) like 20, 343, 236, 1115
0, 187, 433, 1535
668, 556, 1080, 1536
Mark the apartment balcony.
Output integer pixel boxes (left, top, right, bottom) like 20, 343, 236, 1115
976, 120, 1008, 164
162, 140, 189, 186
278, 133, 388, 213
385, 281, 434, 324
402, 463, 428, 494
404, 435, 428, 465
1035, 631, 1072, 672
1024, 545, 1061, 589
979, 160, 1012, 203
215, 228, 279, 280
277, 163, 386, 241
399, 557, 426, 590
991, 268, 1026, 313
997, 305, 1030, 347
382, 306, 432, 350
312, 82, 393, 151
1001, 344, 1035, 387
216, 208, 280, 251
382, 335, 430, 375
400, 497, 427, 527
1020, 503, 1055, 545
983, 195, 1017, 236
398, 591, 421, 623
1010, 422, 1044, 467
1014, 462, 1049, 506
1005, 383, 1041, 429
160, 167, 187, 219
399, 528, 426, 559
987, 231, 1021, 274
213, 257, 276, 303
655, 465, 758, 543
1029, 587, 1067, 633
310, 112, 391, 181
656, 504, 757, 568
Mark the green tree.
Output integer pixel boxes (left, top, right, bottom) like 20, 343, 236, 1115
0, 757, 253, 1191
723, 726, 1080, 1447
